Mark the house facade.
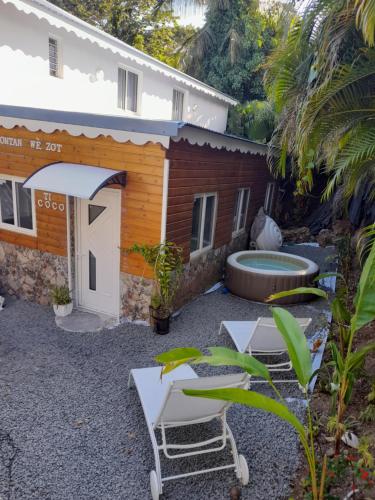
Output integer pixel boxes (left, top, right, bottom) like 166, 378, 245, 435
0, 0, 275, 322
0, 0, 235, 132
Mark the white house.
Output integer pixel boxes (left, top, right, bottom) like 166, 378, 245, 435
0, 0, 237, 132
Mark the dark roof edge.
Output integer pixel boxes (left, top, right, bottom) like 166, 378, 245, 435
0, 104, 268, 152
0, 104, 181, 136
184, 123, 268, 151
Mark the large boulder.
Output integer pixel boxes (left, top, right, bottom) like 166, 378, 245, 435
251, 207, 283, 251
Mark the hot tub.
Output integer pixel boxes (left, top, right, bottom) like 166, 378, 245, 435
225, 250, 319, 304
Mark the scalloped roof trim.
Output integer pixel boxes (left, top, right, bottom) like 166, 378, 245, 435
0, 117, 171, 148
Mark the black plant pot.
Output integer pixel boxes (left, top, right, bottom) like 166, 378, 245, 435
149, 306, 170, 335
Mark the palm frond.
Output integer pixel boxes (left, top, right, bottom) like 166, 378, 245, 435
355, 0, 375, 46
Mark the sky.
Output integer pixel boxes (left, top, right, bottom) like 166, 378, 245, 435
179, 11, 205, 27
177, 0, 300, 28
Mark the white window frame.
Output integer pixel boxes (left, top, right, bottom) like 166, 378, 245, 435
190, 192, 218, 259
0, 174, 37, 236
232, 188, 250, 236
117, 64, 142, 115
172, 88, 186, 121
264, 182, 276, 215
48, 34, 63, 78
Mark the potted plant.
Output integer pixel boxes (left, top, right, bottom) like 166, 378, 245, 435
126, 242, 183, 334
51, 285, 73, 317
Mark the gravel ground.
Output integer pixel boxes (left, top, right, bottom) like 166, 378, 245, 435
0, 245, 336, 500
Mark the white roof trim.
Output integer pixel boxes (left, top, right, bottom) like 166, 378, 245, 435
0, 107, 267, 156
0, 116, 170, 148
2, 0, 238, 106
24, 162, 126, 199
174, 127, 267, 156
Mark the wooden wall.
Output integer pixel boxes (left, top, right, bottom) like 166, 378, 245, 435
166, 139, 272, 261
0, 126, 165, 278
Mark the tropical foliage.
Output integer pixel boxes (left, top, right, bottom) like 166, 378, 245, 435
227, 100, 275, 143
180, 0, 266, 101
269, 238, 375, 455
50, 285, 71, 305
49, 0, 195, 67
265, 0, 375, 200
178, 0, 294, 103
125, 242, 184, 315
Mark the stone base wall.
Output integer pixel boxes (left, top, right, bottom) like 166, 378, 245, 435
120, 272, 154, 322
0, 241, 69, 305
0, 234, 248, 320
175, 232, 249, 308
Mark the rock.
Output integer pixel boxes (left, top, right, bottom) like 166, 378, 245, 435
342, 431, 359, 449
332, 219, 352, 237
24, 274, 36, 287
317, 229, 334, 247
0, 244, 5, 263
282, 226, 311, 243
229, 486, 241, 499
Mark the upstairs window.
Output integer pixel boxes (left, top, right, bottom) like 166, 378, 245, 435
190, 193, 217, 256
172, 89, 184, 120
0, 177, 35, 234
233, 188, 250, 235
118, 67, 139, 113
264, 182, 276, 215
49, 36, 61, 78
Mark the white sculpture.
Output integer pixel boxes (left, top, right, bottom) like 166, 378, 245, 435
250, 207, 283, 251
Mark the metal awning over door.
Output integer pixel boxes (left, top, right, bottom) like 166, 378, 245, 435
23, 162, 127, 199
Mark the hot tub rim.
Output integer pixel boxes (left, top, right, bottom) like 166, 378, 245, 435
227, 250, 319, 277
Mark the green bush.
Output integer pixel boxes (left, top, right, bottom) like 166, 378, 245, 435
51, 285, 71, 305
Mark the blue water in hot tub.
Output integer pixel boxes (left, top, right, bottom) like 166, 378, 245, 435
239, 257, 303, 272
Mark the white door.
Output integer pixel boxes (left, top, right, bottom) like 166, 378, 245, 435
77, 189, 121, 317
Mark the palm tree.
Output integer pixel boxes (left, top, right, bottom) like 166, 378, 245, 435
265, 0, 375, 200
175, 0, 247, 75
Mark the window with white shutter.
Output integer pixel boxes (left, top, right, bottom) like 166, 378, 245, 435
0, 176, 36, 235
232, 188, 250, 235
190, 193, 217, 256
117, 67, 139, 113
172, 89, 184, 120
264, 182, 276, 215
49, 37, 61, 78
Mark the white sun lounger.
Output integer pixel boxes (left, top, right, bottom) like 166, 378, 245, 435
219, 317, 312, 372
128, 365, 250, 499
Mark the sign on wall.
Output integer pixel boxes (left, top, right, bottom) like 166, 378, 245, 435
37, 192, 65, 212
0, 135, 63, 152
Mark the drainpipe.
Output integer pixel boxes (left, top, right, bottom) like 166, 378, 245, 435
66, 195, 73, 294
160, 159, 170, 243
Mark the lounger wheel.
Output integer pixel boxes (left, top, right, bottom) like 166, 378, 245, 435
150, 470, 160, 500
238, 454, 249, 485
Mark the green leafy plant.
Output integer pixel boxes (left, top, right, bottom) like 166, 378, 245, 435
125, 241, 183, 317
269, 239, 375, 454
356, 223, 375, 267
304, 450, 375, 499
360, 382, 375, 423
265, 0, 375, 200
50, 285, 71, 305
156, 307, 327, 500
